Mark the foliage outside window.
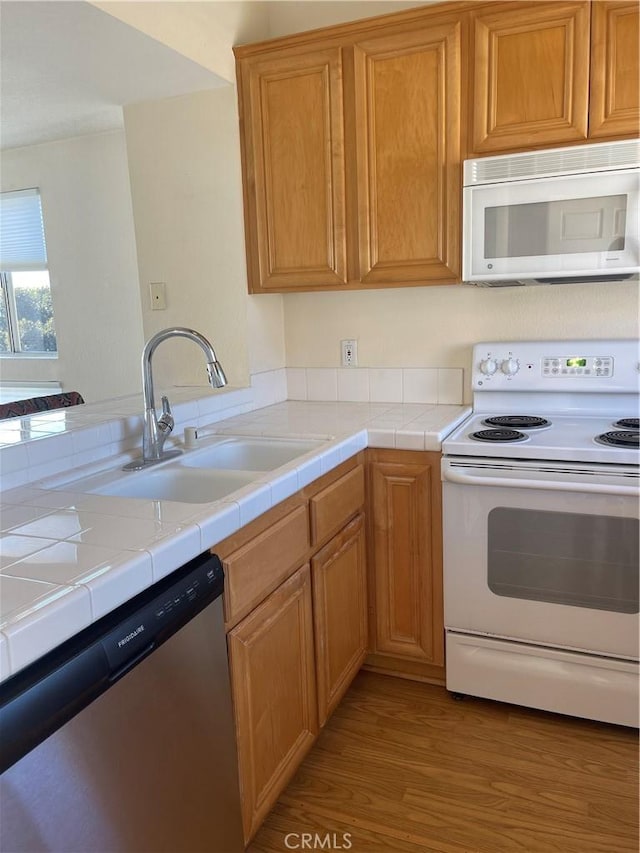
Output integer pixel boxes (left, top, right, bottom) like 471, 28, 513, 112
0, 189, 57, 354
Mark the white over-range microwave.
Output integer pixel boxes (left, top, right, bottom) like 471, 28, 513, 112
462, 138, 640, 286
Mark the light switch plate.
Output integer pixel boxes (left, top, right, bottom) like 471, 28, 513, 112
149, 282, 167, 310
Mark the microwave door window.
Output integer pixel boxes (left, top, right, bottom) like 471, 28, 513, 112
484, 195, 627, 259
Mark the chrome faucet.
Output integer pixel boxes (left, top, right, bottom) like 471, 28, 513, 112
124, 327, 227, 471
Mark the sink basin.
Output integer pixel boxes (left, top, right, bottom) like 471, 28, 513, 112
91, 467, 257, 503
66, 466, 258, 504
46, 435, 327, 504
180, 436, 324, 472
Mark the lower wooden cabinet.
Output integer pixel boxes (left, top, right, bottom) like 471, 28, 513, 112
222, 450, 443, 841
366, 449, 445, 684
223, 458, 367, 843
312, 513, 368, 726
228, 565, 318, 842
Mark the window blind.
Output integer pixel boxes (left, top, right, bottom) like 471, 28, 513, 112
0, 188, 48, 271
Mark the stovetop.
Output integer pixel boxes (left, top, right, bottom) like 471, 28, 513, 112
442, 339, 640, 466
443, 412, 640, 465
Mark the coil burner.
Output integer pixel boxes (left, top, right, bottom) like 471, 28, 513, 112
470, 428, 529, 443
595, 430, 640, 448
614, 418, 639, 430
483, 415, 551, 430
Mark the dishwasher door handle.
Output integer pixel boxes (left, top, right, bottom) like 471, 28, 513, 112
108, 642, 156, 682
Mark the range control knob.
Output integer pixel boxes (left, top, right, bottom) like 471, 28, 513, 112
479, 358, 498, 375
501, 357, 520, 376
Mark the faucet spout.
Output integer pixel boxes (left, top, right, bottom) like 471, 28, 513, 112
124, 327, 227, 471
207, 360, 227, 389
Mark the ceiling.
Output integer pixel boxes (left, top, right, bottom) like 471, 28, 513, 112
0, 1, 227, 150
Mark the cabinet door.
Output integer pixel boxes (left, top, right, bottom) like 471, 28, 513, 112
352, 19, 462, 284
368, 451, 444, 677
228, 565, 317, 842
470, 1, 590, 154
312, 513, 368, 726
237, 47, 347, 291
589, 1, 640, 139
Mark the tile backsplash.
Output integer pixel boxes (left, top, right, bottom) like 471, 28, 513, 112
285, 367, 463, 405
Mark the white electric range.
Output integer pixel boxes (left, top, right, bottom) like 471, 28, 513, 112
441, 339, 639, 727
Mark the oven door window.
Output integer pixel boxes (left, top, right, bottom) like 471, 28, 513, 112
487, 508, 639, 614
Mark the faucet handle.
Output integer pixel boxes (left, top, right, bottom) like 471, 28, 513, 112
157, 396, 174, 437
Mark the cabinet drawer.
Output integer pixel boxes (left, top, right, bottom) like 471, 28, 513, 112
310, 465, 365, 546
223, 505, 310, 628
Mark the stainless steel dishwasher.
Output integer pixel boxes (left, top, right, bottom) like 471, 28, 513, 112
0, 552, 244, 853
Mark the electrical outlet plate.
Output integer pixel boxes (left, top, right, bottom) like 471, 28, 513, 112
341, 339, 357, 367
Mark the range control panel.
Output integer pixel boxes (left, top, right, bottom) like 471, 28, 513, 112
542, 355, 613, 377
472, 339, 639, 394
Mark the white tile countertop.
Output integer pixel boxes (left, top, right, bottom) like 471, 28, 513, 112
0, 390, 470, 682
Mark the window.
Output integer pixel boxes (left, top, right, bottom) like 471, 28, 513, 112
0, 188, 57, 354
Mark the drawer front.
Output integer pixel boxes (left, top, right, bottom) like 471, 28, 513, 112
310, 465, 365, 546
223, 504, 310, 628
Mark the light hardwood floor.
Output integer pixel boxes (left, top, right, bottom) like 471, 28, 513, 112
249, 671, 639, 853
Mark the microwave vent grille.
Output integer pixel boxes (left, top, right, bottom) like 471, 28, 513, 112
466, 139, 640, 185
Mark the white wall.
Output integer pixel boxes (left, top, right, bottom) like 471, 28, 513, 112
283, 282, 640, 401
267, 0, 429, 37
247, 294, 286, 374
0, 131, 145, 402
123, 87, 285, 390
93, 1, 271, 83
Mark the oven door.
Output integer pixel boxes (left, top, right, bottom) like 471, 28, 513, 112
442, 457, 639, 660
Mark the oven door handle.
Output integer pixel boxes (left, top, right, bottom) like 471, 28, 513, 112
442, 466, 639, 496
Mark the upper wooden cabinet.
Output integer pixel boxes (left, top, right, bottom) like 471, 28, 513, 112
236, 0, 639, 291
353, 22, 462, 284
469, 0, 639, 154
589, 1, 640, 139
469, 1, 591, 154
237, 48, 347, 290
235, 5, 464, 292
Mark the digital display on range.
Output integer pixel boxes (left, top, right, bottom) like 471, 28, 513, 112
566, 357, 587, 367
